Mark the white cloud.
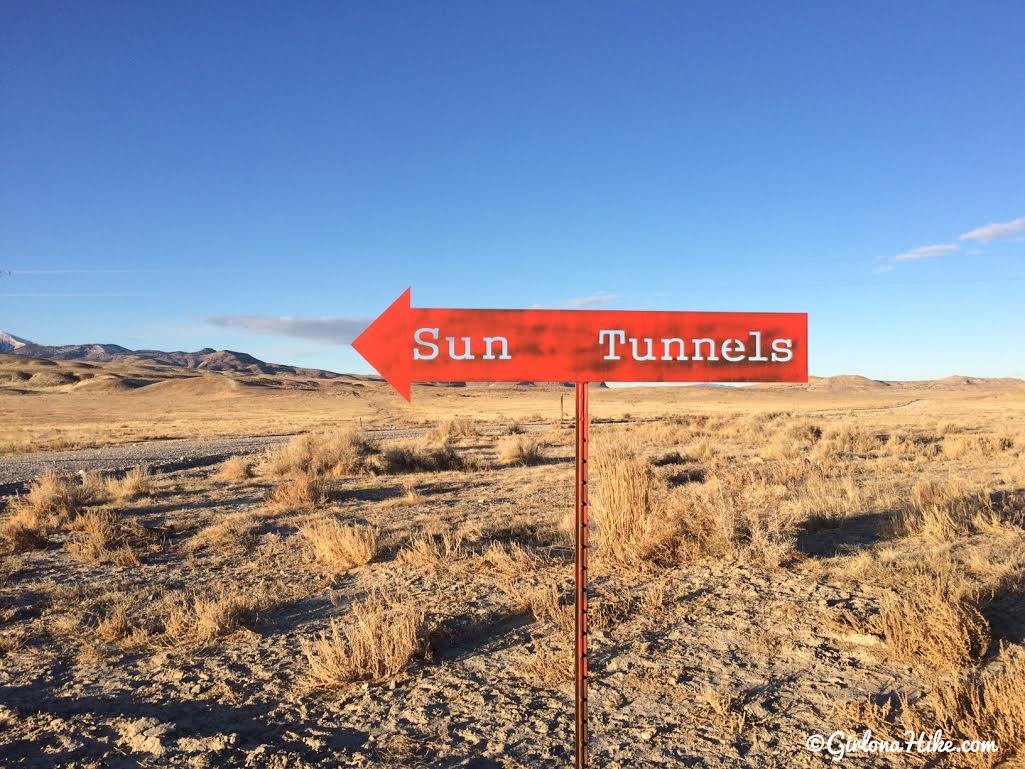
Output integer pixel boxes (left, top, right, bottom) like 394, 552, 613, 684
563, 290, 617, 308
959, 216, 1025, 243
872, 264, 895, 274
205, 315, 370, 344
891, 243, 959, 263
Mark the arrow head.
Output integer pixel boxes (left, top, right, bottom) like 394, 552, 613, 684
352, 287, 413, 401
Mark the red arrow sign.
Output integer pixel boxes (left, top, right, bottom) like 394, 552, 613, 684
352, 288, 808, 400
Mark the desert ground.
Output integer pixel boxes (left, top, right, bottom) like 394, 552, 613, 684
2, 355, 1025, 768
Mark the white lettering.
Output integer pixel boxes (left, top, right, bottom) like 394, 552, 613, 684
482, 336, 512, 360
599, 330, 627, 360
691, 338, 719, 361
413, 328, 439, 360
448, 336, 475, 360
630, 337, 657, 361
721, 338, 746, 362
771, 338, 793, 362
748, 330, 768, 361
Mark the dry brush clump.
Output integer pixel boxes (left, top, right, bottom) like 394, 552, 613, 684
300, 517, 379, 572
514, 635, 573, 687
186, 513, 258, 555
377, 439, 465, 474
1, 467, 98, 552
67, 508, 144, 566
869, 581, 990, 669
672, 469, 797, 569
891, 478, 1004, 540
218, 455, 254, 481
943, 433, 1015, 460
928, 653, 1025, 767
8, 467, 89, 520
162, 589, 256, 645
498, 435, 545, 466
428, 417, 478, 442
265, 429, 378, 478
397, 528, 466, 571
590, 444, 675, 569
105, 466, 153, 502
267, 472, 325, 510
302, 591, 427, 688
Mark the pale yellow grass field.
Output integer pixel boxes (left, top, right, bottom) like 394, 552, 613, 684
2, 366, 1025, 767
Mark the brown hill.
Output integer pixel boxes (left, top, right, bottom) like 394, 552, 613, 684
11, 343, 359, 380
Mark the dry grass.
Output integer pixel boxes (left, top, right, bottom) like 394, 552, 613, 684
267, 472, 325, 510
7, 467, 88, 521
105, 466, 153, 502
378, 440, 465, 474
186, 513, 258, 555
891, 479, 999, 539
67, 509, 143, 566
265, 429, 377, 478
0, 505, 49, 553
163, 589, 255, 645
300, 518, 380, 572
301, 591, 427, 688
699, 686, 749, 736
428, 417, 478, 442
498, 435, 545, 466
870, 581, 990, 669
514, 636, 572, 687
673, 469, 796, 569
218, 455, 254, 481
397, 529, 466, 570
929, 653, 1025, 767
590, 444, 673, 568
525, 584, 574, 630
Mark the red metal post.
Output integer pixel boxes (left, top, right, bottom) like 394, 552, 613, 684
574, 382, 589, 769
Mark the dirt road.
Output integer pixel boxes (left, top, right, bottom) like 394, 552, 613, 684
0, 428, 427, 495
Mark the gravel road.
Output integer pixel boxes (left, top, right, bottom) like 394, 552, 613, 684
0, 428, 429, 495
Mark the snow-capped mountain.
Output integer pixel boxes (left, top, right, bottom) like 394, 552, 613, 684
0, 331, 32, 353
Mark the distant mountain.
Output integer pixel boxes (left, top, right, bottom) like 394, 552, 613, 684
10, 340, 355, 379
0, 331, 32, 353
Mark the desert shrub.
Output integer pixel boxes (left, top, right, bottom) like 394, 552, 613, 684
265, 430, 376, 478
377, 440, 464, 474
397, 529, 466, 570
478, 541, 541, 578
871, 583, 990, 669
513, 636, 572, 687
0, 507, 49, 553
761, 421, 822, 461
301, 592, 427, 688
300, 518, 379, 572
790, 475, 861, 529
498, 435, 545, 466
943, 434, 1013, 460
218, 456, 254, 481
590, 444, 674, 567
186, 513, 258, 555
267, 472, 325, 509
106, 466, 153, 502
429, 418, 478, 442
649, 450, 692, 467
67, 509, 142, 566
163, 589, 255, 645
9, 467, 87, 521
891, 479, 998, 539
673, 471, 796, 568
929, 655, 1025, 767
525, 584, 574, 631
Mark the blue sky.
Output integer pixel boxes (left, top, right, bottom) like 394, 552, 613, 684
2, 2, 1023, 379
